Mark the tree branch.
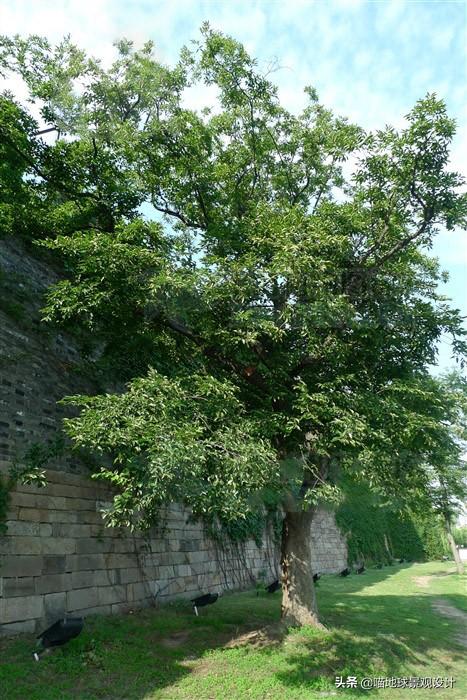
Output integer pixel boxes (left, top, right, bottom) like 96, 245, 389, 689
344, 206, 434, 297
33, 126, 58, 136
146, 308, 271, 394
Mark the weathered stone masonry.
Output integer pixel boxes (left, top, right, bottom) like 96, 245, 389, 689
0, 237, 348, 634
0, 468, 282, 634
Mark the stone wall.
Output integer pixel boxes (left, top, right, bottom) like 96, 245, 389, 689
0, 468, 281, 635
0, 236, 89, 477
0, 467, 346, 635
310, 507, 348, 574
0, 236, 347, 634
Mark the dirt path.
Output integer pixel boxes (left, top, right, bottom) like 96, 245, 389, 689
412, 573, 467, 648
431, 599, 467, 648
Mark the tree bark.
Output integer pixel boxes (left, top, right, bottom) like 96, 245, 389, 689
280, 509, 324, 628
445, 519, 464, 575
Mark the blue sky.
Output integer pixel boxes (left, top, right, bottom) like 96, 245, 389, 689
1, 0, 466, 372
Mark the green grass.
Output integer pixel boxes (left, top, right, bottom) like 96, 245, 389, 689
0, 562, 465, 699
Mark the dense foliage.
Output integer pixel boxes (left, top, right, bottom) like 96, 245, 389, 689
452, 526, 467, 546
335, 475, 448, 564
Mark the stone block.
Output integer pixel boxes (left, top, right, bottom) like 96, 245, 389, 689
175, 564, 192, 577
47, 510, 79, 524
145, 540, 166, 553
40, 482, 97, 499
4, 521, 52, 537
3, 576, 36, 597
170, 552, 188, 565
0, 595, 44, 623
67, 587, 99, 611
51, 524, 92, 538
70, 570, 95, 589
35, 573, 72, 595
18, 508, 49, 522
75, 538, 114, 555
104, 553, 136, 569
0, 619, 37, 635
1, 536, 43, 556
11, 493, 67, 510
190, 562, 206, 576
67, 497, 96, 511
118, 568, 141, 585
72, 570, 117, 589
158, 565, 175, 579
98, 585, 126, 606
44, 592, 66, 621
180, 539, 201, 552
45, 470, 87, 487
41, 538, 76, 555
5, 508, 18, 522
110, 602, 133, 615
154, 552, 170, 566
111, 538, 135, 554
0, 555, 43, 577
186, 551, 207, 564
126, 582, 149, 602
80, 604, 112, 618
166, 579, 185, 596
65, 554, 106, 572
43, 555, 66, 575
182, 575, 198, 591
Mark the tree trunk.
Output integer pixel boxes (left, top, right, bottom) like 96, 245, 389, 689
383, 533, 393, 560
445, 520, 464, 575
280, 509, 324, 628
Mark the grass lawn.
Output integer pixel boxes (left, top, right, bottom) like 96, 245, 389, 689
0, 561, 465, 699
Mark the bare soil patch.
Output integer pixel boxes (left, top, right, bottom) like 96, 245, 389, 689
412, 575, 431, 588
432, 599, 467, 648
160, 631, 191, 648
223, 622, 284, 649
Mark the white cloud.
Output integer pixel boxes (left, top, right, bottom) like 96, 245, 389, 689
1, 0, 463, 165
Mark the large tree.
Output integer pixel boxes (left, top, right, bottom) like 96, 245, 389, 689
1, 27, 466, 626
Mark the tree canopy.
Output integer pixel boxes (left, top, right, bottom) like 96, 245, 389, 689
1, 26, 466, 624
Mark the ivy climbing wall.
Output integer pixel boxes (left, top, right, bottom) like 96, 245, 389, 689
0, 236, 348, 634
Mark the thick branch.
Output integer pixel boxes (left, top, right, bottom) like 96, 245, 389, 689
345, 207, 434, 297
152, 200, 201, 229
33, 126, 58, 136
147, 309, 270, 394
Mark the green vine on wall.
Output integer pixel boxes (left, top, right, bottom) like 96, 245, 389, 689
205, 510, 269, 548
204, 492, 283, 550
335, 475, 449, 565
0, 437, 65, 536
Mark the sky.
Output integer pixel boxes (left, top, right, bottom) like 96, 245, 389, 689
1, 0, 466, 373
